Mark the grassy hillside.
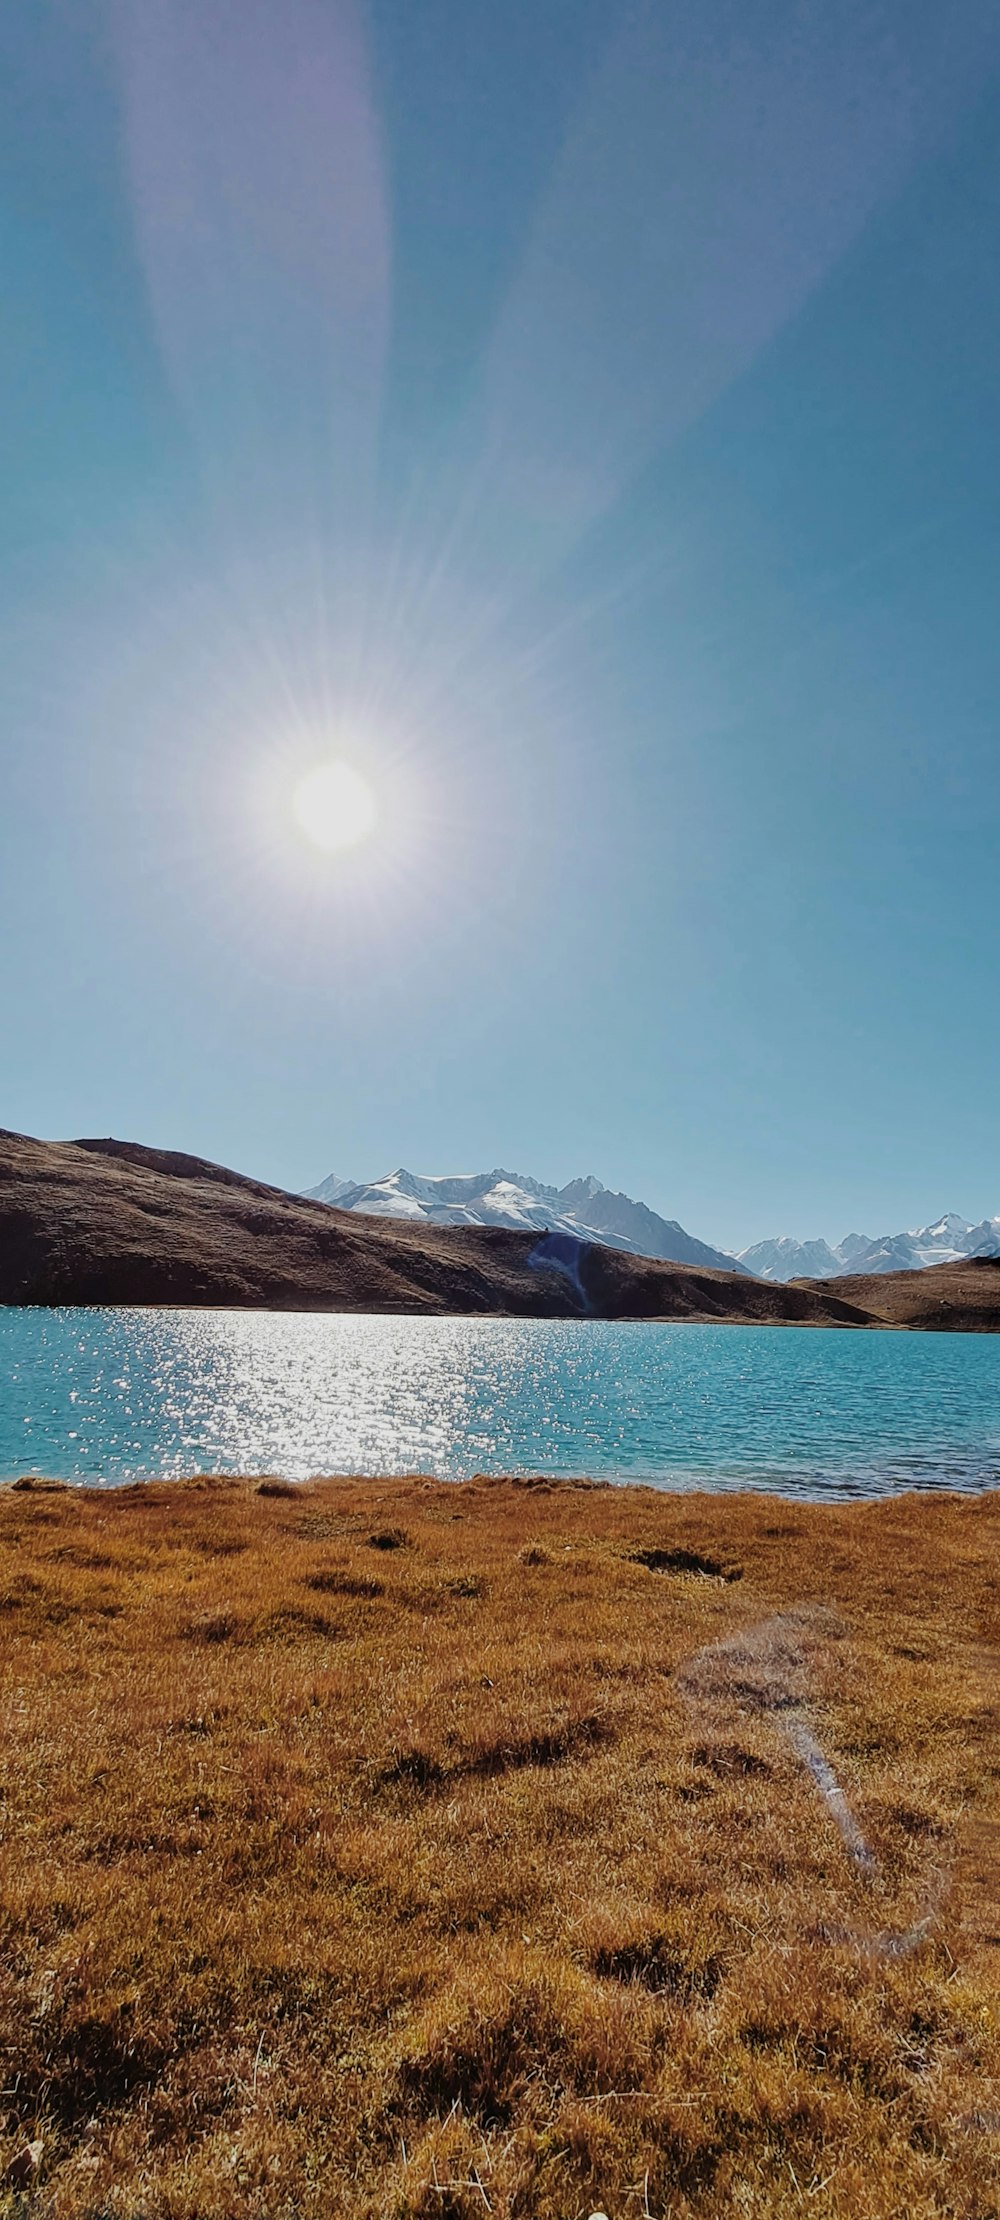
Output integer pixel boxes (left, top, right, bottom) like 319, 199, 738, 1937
802, 1254, 1000, 1331
0, 1474, 997, 2217
0, 1130, 874, 1325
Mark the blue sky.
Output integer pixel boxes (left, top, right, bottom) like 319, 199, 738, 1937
2, 0, 999, 1251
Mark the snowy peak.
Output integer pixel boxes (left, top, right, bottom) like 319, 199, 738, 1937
307, 1171, 355, 1205
559, 1175, 606, 1209
737, 1236, 843, 1282
312, 1166, 625, 1242
555, 1181, 750, 1273
915, 1213, 970, 1244
740, 1213, 1000, 1281
838, 1233, 874, 1265
305, 1164, 747, 1274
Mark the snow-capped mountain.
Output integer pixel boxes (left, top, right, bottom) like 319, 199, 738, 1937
305, 1168, 1000, 1282
739, 1214, 1000, 1281
735, 1236, 844, 1282
958, 1217, 1000, 1256
556, 1178, 749, 1271
304, 1166, 748, 1274
308, 1172, 356, 1204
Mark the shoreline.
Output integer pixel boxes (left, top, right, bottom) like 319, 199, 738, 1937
5, 1466, 1000, 1505
4, 1294, 1000, 1331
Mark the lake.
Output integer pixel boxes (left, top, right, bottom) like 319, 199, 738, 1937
2, 1308, 999, 1497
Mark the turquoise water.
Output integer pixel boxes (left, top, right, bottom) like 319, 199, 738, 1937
1, 1308, 999, 1496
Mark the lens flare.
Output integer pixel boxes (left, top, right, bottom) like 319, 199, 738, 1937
292, 760, 377, 853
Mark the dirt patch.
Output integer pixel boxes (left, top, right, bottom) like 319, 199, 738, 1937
591, 1932, 725, 2001
691, 1740, 774, 1780
631, 1545, 742, 1581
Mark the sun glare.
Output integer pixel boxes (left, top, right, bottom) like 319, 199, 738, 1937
292, 760, 377, 854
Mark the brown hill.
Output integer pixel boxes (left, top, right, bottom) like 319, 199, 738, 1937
0, 1127, 872, 1325
796, 1253, 1000, 1331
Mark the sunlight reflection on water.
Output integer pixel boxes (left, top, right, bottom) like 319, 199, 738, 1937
1, 1310, 999, 1497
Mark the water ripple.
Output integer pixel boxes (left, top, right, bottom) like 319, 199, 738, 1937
1, 1310, 999, 1497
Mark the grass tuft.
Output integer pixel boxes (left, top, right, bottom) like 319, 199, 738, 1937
630, 1545, 741, 1580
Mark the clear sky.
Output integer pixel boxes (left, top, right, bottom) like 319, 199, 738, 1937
2, 0, 999, 1251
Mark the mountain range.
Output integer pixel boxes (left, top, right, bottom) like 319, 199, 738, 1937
0, 1130, 880, 1327
738, 1214, 1000, 1281
3, 1127, 1000, 1330
308, 1166, 1000, 1283
304, 1167, 750, 1275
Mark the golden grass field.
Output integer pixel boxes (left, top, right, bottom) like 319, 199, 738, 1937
0, 1473, 998, 2219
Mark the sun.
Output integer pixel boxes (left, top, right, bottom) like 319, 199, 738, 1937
291, 760, 377, 854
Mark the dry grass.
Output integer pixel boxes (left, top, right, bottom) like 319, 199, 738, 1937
0, 1474, 998, 2218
